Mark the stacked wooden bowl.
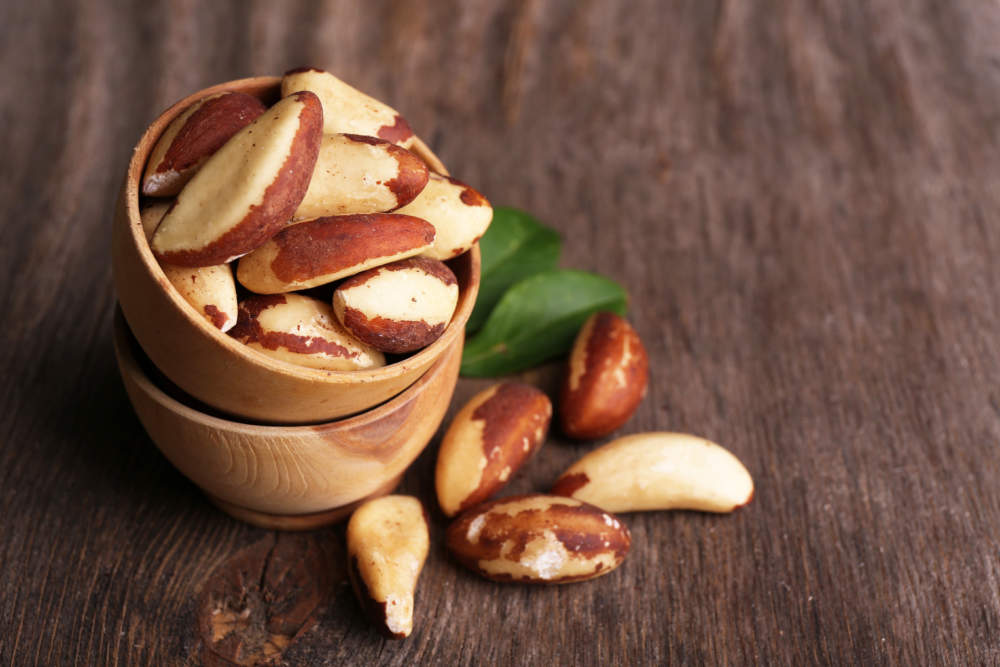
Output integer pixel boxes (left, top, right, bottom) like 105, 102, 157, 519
111, 77, 480, 529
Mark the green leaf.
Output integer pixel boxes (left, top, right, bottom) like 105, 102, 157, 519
467, 206, 561, 333
461, 270, 628, 377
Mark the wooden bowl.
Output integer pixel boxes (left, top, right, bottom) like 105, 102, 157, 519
112, 76, 478, 424
114, 308, 461, 530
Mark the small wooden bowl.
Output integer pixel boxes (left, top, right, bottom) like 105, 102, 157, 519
112, 76, 478, 424
114, 309, 461, 530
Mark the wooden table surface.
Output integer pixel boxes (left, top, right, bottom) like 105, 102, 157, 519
3, 1, 999, 664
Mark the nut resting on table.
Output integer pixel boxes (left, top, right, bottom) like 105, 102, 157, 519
435, 382, 551, 517
139, 67, 492, 368
347, 495, 429, 639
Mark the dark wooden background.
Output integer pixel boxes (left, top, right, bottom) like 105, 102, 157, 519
3, 0, 1000, 664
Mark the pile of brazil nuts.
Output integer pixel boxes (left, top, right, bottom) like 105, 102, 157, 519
139, 68, 492, 369
346, 312, 755, 638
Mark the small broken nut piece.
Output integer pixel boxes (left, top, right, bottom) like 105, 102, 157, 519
435, 383, 551, 517
228, 293, 385, 371
139, 202, 238, 331
151, 91, 323, 266
395, 173, 493, 260
560, 312, 649, 439
292, 133, 428, 220
236, 214, 435, 294
142, 91, 266, 197
347, 495, 429, 639
551, 432, 754, 513
446, 494, 630, 584
282, 67, 415, 148
333, 257, 458, 354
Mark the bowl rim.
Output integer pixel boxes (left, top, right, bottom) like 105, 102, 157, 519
114, 307, 461, 434
124, 75, 479, 387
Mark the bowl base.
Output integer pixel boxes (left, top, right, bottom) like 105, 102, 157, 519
206, 474, 403, 530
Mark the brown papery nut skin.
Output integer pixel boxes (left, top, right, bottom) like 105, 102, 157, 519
435, 383, 551, 517
142, 92, 266, 197
446, 494, 630, 584
560, 312, 649, 439
236, 214, 435, 294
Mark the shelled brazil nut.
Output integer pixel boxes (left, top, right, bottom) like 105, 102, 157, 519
435, 383, 551, 517
236, 214, 435, 294
292, 133, 429, 220
446, 494, 631, 584
332, 257, 460, 354
228, 293, 385, 371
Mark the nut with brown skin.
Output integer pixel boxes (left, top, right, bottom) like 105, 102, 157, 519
551, 432, 754, 513
292, 133, 428, 220
395, 173, 493, 260
139, 202, 238, 332
236, 213, 435, 294
347, 495, 429, 639
446, 494, 630, 583
281, 67, 415, 148
142, 91, 266, 197
435, 383, 551, 517
151, 91, 323, 267
228, 293, 385, 371
560, 312, 649, 439
332, 257, 459, 354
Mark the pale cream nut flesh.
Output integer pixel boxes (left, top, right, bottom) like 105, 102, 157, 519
333, 257, 458, 354
139, 202, 238, 332
281, 67, 415, 148
347, 495, 429, 638
395, 173, 493, 260
551, 432, 754, 513
292, 133, 428, 220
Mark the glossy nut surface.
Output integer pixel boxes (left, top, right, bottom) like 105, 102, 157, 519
551, 432, 755, 513
446, 494, 630, 584
333, 257, 459, 354
560, 312, 649, 439
347, 495, 429, 639
435, 383, 551, 517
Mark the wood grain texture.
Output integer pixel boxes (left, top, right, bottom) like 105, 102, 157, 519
2, 0, 1000, 664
